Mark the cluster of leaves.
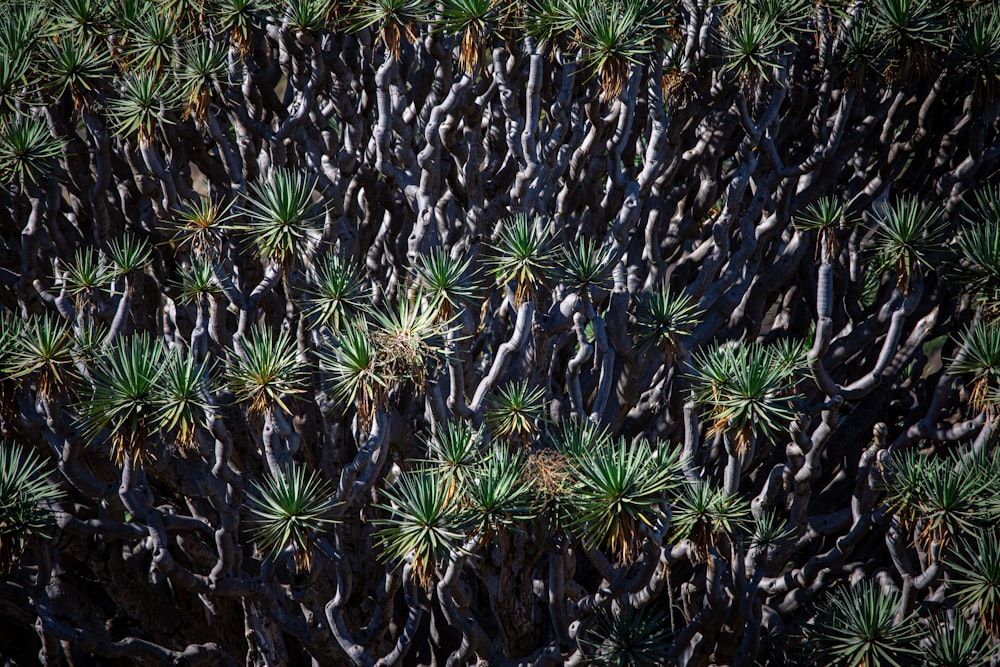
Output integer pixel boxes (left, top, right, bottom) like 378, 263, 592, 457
319, 294, 454, 426
246, 463, 338, 572
882, 448, 999, 553
0, 0, 996, 196
882, 448, 1000, 618
370, 418, 689, 584
688, 338, 808, 450
801, 578, 999, 667
0, 442, 63, 573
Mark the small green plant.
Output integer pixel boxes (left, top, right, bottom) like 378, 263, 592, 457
318, 321, 386, 425
688, 340, 805, 451
412, 247, 478, 317
374, 468, 464, 587
463, 446, 535, 543
75, 333, 164, 464
485, 380, 547, 443
489, 214, 553, 306
671, 481, 753, 560
632, 282, 701, 361
558, 237, 616, 295
580, 602, 674, 667
6, 314, 76, 400
569, 437, 680, 562
951, 529, 1000, 636
170, 196, 233, 258
948, 323, 1000, 410
305, 255, 366, 331
0, 115, 64, 186
794, 196, 858, 261
923, 618, 994, 667
871, 196, 945, 292
802, 581, 921, 667
226, 328, 308, 416
0, 441, 64, 573
108, 234, 153, 278
236, 168, 323, 267
246, 464, 337, 572
109, 70, 180, 142
153, 352, 212, 449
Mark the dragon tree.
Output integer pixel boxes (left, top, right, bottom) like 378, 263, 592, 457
1, 0, 1000, 665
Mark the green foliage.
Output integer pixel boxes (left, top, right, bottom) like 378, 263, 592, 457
153, 352, 213, 448
170, 196, 233, 257
558, 237, 615, 295
580, 602, 674, 667
0, 441, 64, 573
948, 323, 1000, 410
317, 293, 453, 422
178, 40, 228, 120
748, 509, 793, 552
284, 0, 334, 33
369, 295, 452, 390
922, 618, 994, 667
489, 213, 553, 306
881, 448, 925, 527
108, 0, 152, 31
374, 468, 464, 586
412, 247, 478, 316
485, 380, 547, 443
0, 312, 24, 374
882, 448, 992, 552
70, 320, 106, 368
671, 481, 752, 559
871, 196, 945, 290
955, 4, 1000, 85
840, 8, 883, 82
0, 0, 53, 58
75, 333, 164, 464
5, 314, 76, 400
0, 115, 64, 187
305, 255, 366, 330
438, 0, 497, 73
108, 234, 154, 277
569, 437, 680, 562
425, 419, 481, 479
53, 0, 108, 39
46, 37, 111, 103
462, 446, 536, 542
236, 168, 323, 267
688, 340, 805, 450
632, 282, 701, 361
318, 321, 386, 424
576, 0, 664, 98
802, 581, 921, 667
953, 185, 1000, 314
62, 247, 111, 300
720, 6, 784, 85
226, 327, 308, 416
794, 196, 857, 261
950, 529, 1000, 636
0, 55, 29, 117
551, 419, 612, 462
246, 463, 337, 572
126, 10, 177, 71
109, 70, 180, 142
175, 257, 221, 304
346, 0, 430, 57
158, 0, 209, 29
522, 0, 589, 44
871, 0, 950, 60
211, 0, 273, 53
